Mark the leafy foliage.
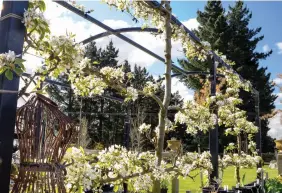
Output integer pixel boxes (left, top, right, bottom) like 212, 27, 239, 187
265, 178, 282, 193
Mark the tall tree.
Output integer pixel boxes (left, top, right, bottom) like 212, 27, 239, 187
178, 0, 277, 152
227, 1, 276, 152
178, 1, 230, 90
196, 1, 230, 52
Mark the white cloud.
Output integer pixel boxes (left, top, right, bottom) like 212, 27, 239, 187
23, 52, 44, 73
276, 42, 282, 54
182, 18, 199, 30
275, 93, 282, 106
263, 44, 270, 52
171, 78, 194, 101
274, 78, 282, 85
268, 112, 282, 139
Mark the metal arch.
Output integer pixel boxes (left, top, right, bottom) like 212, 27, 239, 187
80, 27, 160, 45
54, 1, 194, 76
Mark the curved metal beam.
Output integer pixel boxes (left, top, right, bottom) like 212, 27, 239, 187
171, 71, 225, 78
81, 27, 160, 45
54, 1, 201, 77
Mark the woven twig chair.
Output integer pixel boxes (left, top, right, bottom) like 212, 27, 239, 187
12, 94, 76, 193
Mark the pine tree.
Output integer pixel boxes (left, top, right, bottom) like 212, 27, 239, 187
196, 1, 229, 52
177, 1, 230, 90
227, 1, 276, 152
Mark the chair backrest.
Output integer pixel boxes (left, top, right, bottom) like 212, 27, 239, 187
16, 94, 75, 164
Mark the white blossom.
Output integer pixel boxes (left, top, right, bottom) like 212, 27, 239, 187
139, 123, 151, 134
126, 87, 138, 101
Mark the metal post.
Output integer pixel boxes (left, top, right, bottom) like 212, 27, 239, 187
0, 1, 28, 192
255, 92, 262, 179
123, 104, 130, 193
124, 105, 131, 149
209, 56, 219, 182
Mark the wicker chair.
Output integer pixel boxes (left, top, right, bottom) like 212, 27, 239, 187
12, 94, 76, 193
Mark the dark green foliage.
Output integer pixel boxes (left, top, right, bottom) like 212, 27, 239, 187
265, 178, 282, 193
196, 1, 229, 52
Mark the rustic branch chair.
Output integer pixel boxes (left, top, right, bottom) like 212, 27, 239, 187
12, 94, 76, 193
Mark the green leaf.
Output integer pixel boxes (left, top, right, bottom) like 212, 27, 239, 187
78, 186, 83, 193
18, 63, 26, 71
38, 1, 46, 11
241, 173, 246, 186
14, 58, 25, 65
113, 185, 119, 192
127, 183, 134, 191
93, 61, 100, 65
14, 67, 23, 76
5, 70, 13, 80
79, 146, 85, 154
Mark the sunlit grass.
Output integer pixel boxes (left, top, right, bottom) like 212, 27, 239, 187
168, 166, 277, 193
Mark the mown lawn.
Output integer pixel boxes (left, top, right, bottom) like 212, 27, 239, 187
168, 166, 277, 193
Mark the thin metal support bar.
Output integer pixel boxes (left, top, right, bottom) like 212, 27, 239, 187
80, 27, 159, 45
22, 72, 71, 88
255, 93, 262, 179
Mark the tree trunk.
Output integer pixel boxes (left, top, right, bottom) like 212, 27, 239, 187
153, 1, 172, 193
236, 134, 242, 185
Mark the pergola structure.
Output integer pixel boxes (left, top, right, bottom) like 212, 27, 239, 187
0, 1, 261, 192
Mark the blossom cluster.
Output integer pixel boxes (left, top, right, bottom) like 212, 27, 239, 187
174, 100, 216, 135
23, 2, 49, 34
207, 86, 258, 136
176, 151, 213, 178
138, 123, 151, 134
0, 51, 25, 80
126, 87, 139, 101
143, 81, 160, 95
63, 146, 212, 192
63, 147, 102, 192
220, 152, 261, 169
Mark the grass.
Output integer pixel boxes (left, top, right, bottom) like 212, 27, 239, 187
168, 165, 278, 193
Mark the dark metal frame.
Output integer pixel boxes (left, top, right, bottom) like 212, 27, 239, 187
0, 1, 262, 192
0, 1, 28, 192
